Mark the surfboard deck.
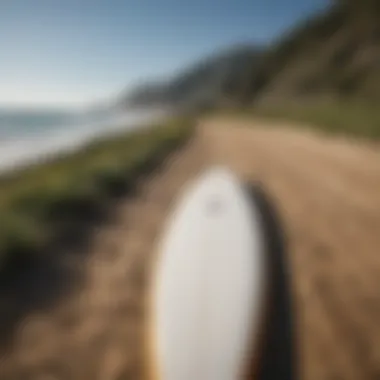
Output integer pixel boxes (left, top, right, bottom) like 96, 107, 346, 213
146, 167, 269, 380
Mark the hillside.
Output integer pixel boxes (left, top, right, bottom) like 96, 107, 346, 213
248, 0, 380, 105
123, 1, 380, 111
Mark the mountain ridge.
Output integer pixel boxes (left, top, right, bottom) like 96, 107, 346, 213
122, 0, 380, 111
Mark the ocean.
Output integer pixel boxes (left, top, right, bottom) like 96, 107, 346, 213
0, 107, 169, 175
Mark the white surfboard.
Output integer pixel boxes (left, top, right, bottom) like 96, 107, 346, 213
146, 167, 268, 380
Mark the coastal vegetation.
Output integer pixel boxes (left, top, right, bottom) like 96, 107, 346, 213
0, 118, 193, 271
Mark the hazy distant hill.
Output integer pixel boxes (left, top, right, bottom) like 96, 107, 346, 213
123, 0, 380, 110
122, 45, 263, 110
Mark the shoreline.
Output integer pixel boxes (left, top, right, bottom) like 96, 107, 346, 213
0, 116, 193, 271
0, 108, 171, 177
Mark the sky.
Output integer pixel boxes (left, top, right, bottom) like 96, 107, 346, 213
0, 0, 331, 108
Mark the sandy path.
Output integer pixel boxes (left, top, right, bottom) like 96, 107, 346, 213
202, 118, 380, 380
1, 118, 380, 380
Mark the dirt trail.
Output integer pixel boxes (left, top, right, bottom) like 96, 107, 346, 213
202, 118, 380, 380
1, 118, 380, 380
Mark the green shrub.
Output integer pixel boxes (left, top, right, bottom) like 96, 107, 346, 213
0, 118, 193, 269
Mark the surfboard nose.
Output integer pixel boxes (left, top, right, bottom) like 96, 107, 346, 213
147, 166, 269, 380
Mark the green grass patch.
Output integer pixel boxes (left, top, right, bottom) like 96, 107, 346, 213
0, 118, 193, 269
221, 101, 380, 140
